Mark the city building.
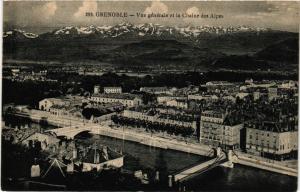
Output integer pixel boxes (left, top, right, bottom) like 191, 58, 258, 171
81, 145, 124, 172
122, 110, 197, 130
253, 91, 261, 101
139, 87, 175, 95
222, 95, 236, 102
200, 110, 243, 149
11, 69, 20, 76
278, 80, 297, 90
49, 105, 83, 119
39, 98, 70, 111
205, 81, 234, 86
22, 132, 60, 151
157, 95, 186, 104
246, 81, 276, 89
94, 85, 101, 94
202, 81, 239, 94
188, 94, 211, 101
236, 92, 249, 100
166, 99, 188, 109
268, 87, 278, 101
245, 121, 298, 160
89, 93, 142, 107
104, 87, 122, 94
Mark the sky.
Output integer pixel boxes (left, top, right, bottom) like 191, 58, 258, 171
3, 1, 300, 34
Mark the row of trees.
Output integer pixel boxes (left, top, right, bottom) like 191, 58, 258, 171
111, 115, 195, 137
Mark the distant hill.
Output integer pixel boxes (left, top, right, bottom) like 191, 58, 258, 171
255, 38, 298, 63
3, 23, 299, 71
105, 40, 225, 69
213, 37, 299, 71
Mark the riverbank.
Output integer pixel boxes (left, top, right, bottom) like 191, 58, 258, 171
233, 152, 297, 177
7, 110, 213, 156
5, 110, 298, 177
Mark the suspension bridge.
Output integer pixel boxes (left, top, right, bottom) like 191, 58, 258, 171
169, 147, 233, 187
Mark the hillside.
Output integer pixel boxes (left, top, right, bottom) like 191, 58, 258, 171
3, 23, 299, 71
213, 38, 299, 71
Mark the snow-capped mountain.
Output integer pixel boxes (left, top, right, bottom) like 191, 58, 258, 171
38, 22, 270, 39
3, 23, 272, 42
3, 22, 297, 71
3, 29, 38, 39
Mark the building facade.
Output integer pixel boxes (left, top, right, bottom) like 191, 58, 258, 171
94, 85, 101, 94
104, 87, 122, 94
139, 87, 174, 95
166, 99, 188, 109
157, 96, 186, 104
246, 122, 298, 160
89, 94, 142, 107
268, 87, 278, 101
122, 110, 197, 130
39, 98, 70, 111
200, 110, 243, 149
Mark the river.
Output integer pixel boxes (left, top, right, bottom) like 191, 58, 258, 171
2, 116, 297, 191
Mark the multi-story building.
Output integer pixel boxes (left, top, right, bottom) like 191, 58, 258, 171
202, 81, 239, 94
39, 98, 70, 111
166, 99, 188, 109
200, 110, 243, 149
268, 87, 278, 101
104, 87, 122, 94
157, 95, 186, 104
89, 94, 142, 107
236, 92, 249, 100
253, 91, 261, 101
139, 87, 175, 95
278, 80, 297, 90
122, 110, 197, 130
94, 85, 101, 94
246, 121, 298, 160
187, 94, 219, 102
49, 105, 83, 119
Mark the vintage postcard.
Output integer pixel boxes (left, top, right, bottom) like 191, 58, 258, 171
2, 1, 299, 191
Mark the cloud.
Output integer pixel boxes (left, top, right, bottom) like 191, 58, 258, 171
33, 2, 57, 20
74, 0, 98, 18
186, 7, 200, 15
144, 1, 168, 14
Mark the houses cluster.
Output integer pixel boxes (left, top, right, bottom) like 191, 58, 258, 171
245, 121, 297, 160
199, 110, 243, 149
90, 85, 142, 107
122, 109, 197, 130
39, 95, 86, 119
34, 80, 298, 161
3, 68, 58, 82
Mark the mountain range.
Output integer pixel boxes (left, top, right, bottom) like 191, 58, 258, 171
3, 23, 299, 71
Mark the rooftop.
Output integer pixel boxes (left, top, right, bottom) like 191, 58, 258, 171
91, 93, 141, 100
246, 120, 297, 133
202, 110, 224, 117
81, 145, 122, 164
104, 87, 122, 89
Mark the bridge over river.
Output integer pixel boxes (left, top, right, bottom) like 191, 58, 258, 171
45, 125, 97, 139
45, 123, 296, 182
169, 148, 231, 189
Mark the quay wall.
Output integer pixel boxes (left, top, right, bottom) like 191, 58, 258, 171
6, 111, 212, 156
233, 154, 298, 177
89, 126, 213, 156
5, 110, 298, 177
